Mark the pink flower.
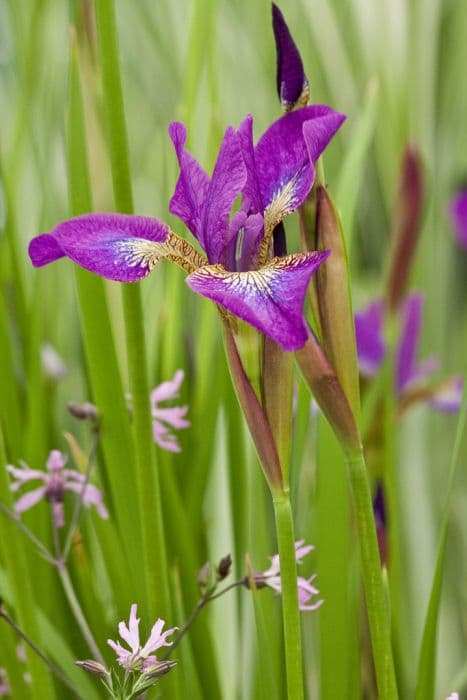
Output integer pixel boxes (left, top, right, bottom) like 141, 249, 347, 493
446, 694, 459, 700
0, 669, 9, 697
259, 540, 323, 612
7, 450, 108, 528
107, 604, 177, 672
150, 370, 190, 453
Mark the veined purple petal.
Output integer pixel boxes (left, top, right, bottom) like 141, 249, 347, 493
168, 122, 210, 247
255, 106, 345, 217
354, 300, 386, 376
187, 250, 329, 351
238, 114, 262, 214
272, 4, 308, 110
29, 214, 170, 282
396, 293, 425, 392
430, 376, 464, 412
450, 190, 467, 249
201, 126, 247, 264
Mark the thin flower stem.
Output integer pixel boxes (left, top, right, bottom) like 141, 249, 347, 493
272, 492, 304, 700
345, 447, 399, 700
62, 427, 100, 561
165, 579, 246, 658
0, 606, 84, 699
0, 502, 55, 564
56, 561, 105, 665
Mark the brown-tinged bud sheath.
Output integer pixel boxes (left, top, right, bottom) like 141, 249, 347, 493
315, 186, 360, 421
385, 145, 423, 311
296, 331, 361, 453
223, 324, 284, 492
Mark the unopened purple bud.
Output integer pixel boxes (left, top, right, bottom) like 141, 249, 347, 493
272, 3, 309, 111
75, 660, 109, 677
216, 554, 232, 580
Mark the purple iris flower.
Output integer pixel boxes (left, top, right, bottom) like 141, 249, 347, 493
29, 107, 344, 352
272, 4, 308, 111
355, 294, 463, 412
450, 190, 467, 249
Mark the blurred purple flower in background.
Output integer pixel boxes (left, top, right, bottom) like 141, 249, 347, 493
150, 370, 190, 453
258, 540, 323, 611
7, 450, 108, 527
355, 294, 463, 412
0, 669, 9, 697
450, 190, 467, 249
107, 604, 177, 672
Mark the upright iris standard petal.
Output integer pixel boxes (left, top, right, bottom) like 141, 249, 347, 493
29, 214, 171, 282
396, 294, 437, 392
254, 106, 346, 219
272, 3, 308, 110
238, 114, 263, 214
168, 122, 210, 248
201, 126, 247, 264
187, 250, 330, 351
354, 300, 386, 376
450, 190, 467, 249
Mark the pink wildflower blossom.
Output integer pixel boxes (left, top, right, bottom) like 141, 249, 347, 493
150, 370, 190, 452
0, 669, 9, 697
107, 604, 177, 672
259, 540, 323, 611
7, 450, 108, 528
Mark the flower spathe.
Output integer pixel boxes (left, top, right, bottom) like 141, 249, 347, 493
259, 540, 323, 611
107, 604, 177, 672
29, 106, 345, 351
354, 294, 463, 412
7, 450, 108, 527
150, 370, 190, 453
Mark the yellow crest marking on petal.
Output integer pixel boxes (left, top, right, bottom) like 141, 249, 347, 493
257, 167, 306, 265
115, 232, 207, 275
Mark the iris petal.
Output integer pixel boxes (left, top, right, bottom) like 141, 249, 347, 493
187, 250, 329, 351
201, 126, 247, 264
168, 122, 210, 248
29, 213, 171, 282
354, 300, 386, 376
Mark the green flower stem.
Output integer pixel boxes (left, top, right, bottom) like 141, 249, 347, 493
272, 491, 304, 700
345, 447, 398, 700
56, 562, 104, 665
94, 0, 170, 619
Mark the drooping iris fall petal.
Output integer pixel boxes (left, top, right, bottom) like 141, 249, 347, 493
187, 250, 329, 351
29, 214, 171, 282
